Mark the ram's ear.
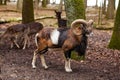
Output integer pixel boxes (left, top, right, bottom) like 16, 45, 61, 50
88, 20, 93, 26
54, 10, 57, 13
71, 19, 87, 35
86, 19, 94, 34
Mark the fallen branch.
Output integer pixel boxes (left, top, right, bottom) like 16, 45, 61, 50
0, 16, 56, 24
35, 16, 56, 20
0, 9, 20, 13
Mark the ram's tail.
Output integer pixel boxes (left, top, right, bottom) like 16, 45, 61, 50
35, 33, 39, 47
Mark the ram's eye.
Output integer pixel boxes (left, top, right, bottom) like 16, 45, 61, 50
78, 27, 81, 30
75, 27, 81, 32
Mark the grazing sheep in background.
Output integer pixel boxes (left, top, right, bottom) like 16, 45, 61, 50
32, 19, 93, 72
22, 22, 43, 49
0, 22, 43, 49
0, 24, 27, 49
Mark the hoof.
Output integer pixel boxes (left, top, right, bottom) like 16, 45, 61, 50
65, 69, 72, 73
32, 66, 36, 69
22, 47, 25, 50
80, 60, 84, 63
44, 66, 48, 70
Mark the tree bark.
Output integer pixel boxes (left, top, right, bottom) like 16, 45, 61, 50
42, 0, 47, 7
84, 0, 87, 8
22, 0, 34, 24
102, 0, 106, 14
34, 0, 39, 9
106, 0, 115, 19
3, 0, 7, 5
46, 0, 50, 4
58, 0, 63, 12
0, 0, 2, 5
108, 1, 120, 50
64, 0, 86, 26
114, 0, 116, 9
95, 0, 98, 7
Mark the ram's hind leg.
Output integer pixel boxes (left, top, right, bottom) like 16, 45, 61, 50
32, 49, 38, 68
32, 45, 48, 69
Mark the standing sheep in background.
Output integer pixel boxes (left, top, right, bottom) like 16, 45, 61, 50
55, 10, 67, 28
22, 22, 43, 49
32, 19, 93, 72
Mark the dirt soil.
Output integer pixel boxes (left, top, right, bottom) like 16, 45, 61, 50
0, 2, 120, 80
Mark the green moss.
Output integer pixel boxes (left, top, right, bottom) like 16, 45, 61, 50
108, 1, 120, 50
64, 0, 85, 26
108, 31, 120, 50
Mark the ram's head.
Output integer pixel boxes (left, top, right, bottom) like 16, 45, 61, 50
71, 19, 93, 35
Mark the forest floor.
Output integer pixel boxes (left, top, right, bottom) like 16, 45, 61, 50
0, 2, 120, 80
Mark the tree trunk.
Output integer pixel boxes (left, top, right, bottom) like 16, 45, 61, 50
8, 0, 10, 2
34, 0, 39, 9
0, 0, 2, 5
22, 0, 34, 24
3, 0, 7, 5
46, 0, 50, 4
98, 6, 102, 25
17, 0, 23, 11
106, 0, 115, 19
42, 0, 47, 7
102, 0, 106, 14
84, 0, 87, 8
114, 0, 116, 9
64, 0, 86, 26
58, 0, 63, 12
95, 0, 98, 7
108, 1, 120, 50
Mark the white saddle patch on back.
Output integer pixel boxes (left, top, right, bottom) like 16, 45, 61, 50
50, 29, 60, 45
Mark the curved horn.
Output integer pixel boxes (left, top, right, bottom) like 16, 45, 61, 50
70, 19, 88, 35
71, 19, 88, 28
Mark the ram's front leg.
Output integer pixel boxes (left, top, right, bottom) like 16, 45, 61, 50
64, 50, 72, 72
40, 54, 48, 69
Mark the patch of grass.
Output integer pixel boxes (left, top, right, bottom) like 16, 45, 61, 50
71, 51, 85, 61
